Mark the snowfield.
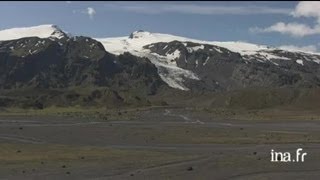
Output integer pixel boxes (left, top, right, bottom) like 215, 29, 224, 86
0, 24, 67, 41
97, 31, 275, 57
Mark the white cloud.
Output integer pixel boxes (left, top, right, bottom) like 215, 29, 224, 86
73, 7, 96, 19
250, 2, 320, 37
105, 4, 291, 15
279, 45, 318, 53
66, 1, 71, 3
86, 7, 96, 19
292, 1, 320, 22
250, 22, 320, 37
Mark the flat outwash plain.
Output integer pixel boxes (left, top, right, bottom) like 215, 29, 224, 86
0, 107, 320, 180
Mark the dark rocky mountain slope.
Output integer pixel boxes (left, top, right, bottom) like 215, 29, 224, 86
1, 26, 320, 109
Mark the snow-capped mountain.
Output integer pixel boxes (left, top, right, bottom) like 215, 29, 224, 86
96, 30, 320, 90
96, 31, 204, 90
0, 24, 69, 41
96, 30, 320, 57
1, 25, 320, 92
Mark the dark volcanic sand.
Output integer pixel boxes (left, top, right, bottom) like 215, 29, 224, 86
0, 108, 320, 180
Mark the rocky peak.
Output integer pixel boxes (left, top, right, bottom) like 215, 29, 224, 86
129, 30, 151, 39
48, 25, 70, 39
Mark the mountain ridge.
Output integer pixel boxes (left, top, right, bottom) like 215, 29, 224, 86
1, 24, 318, 55
95, 28, 320, 91
1, 24, 320, 91
0, 24, 320, 109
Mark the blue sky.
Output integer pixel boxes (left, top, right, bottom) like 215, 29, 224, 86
0, 1, 320, 52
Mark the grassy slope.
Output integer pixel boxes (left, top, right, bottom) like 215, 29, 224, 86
1, 87, 320, 121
